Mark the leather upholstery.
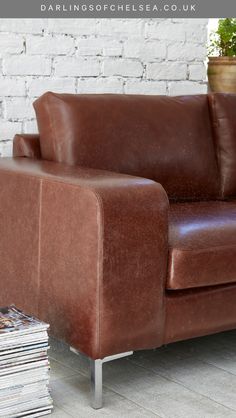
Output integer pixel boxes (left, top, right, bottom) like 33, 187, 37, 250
13, 134, 41, 159
0, 168, 41, 316
167, 201, 236, 290
0, 158, 168, 359
209, 93, 236, 198
165, 284, 236, 344
2, 92, 236, 360
34, 92, 219, 201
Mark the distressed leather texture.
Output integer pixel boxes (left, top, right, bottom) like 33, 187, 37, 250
165, 284, 236, 344
13, 134, 41, 159
167, 201, 236, 290
34, 92, 219, 200
0, 158, 168, 359
209, 93, 236, 198
1, 92, 236, 358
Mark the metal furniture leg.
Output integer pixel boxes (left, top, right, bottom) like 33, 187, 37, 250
90, 351, 133, 409
71, 347, 133, 409
91, 358, 103, 409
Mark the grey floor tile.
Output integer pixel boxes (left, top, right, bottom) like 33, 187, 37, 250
159, 334, 233, 359
52, 404, 74, 417
102, 358, 236, 418
130, 352, 236, 412
48, 332, 236, 417
49, 338, 89, 377
166, 358, 236, 411
51, 375, 159, 418
193, 348, 236, 375
50, 358, 79, 381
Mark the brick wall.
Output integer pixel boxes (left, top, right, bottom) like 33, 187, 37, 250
0, 18, 208, 156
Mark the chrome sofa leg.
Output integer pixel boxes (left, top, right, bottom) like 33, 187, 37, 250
71, 347, 133, 409
91, 358, 103, 409
90, 351, 133, 409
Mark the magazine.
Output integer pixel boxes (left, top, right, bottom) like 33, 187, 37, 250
0, 307, 52, 417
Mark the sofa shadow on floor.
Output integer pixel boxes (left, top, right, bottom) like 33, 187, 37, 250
49, 330, 236, 418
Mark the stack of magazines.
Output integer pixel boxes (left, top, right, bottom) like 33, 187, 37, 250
0, 306, 52, 417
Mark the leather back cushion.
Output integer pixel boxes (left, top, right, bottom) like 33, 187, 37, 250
209, 93, 236, 198
34, 92, 219, 200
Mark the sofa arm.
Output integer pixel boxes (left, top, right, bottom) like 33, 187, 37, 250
13, 134, 41, 159
0, 158, 169, 359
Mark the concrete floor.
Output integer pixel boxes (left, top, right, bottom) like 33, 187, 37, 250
49, 330, 236, 417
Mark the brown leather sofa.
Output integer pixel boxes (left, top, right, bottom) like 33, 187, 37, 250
1, 92, 236, 408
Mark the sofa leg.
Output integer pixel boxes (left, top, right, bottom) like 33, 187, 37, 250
91, 358, 103, 409
70, 347, 133, 409
90, 351, 133, 409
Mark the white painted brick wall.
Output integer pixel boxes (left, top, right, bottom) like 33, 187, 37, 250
0, 18, 208, 156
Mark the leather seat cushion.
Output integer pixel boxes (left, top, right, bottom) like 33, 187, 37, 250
167, 201, 236, 290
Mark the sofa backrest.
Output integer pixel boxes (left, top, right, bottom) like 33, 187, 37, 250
209, 93, 236, 199
34, 92, 219, 201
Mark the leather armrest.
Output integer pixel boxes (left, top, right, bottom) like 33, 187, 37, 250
0, 158, 169, 359
13, 134, 41, 159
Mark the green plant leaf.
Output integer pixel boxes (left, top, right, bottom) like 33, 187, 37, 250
208, 18, 236, 57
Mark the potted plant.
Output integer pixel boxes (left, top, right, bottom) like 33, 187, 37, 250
208, 18, 236, 93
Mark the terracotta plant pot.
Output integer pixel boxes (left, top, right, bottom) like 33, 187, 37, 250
208, 56, 236, 93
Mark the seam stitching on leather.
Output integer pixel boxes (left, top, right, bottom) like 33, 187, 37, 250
1, 167, 104, 357
0, 166, 155, 190
46, 93, 57, 158
2, 165, 169, 358
212, 95, 224, 197
37, 178, 43, 318
169, 242, 236, 252
0, 167, 105, 191
208, 94, 222, 198
91, 191, 104, 359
